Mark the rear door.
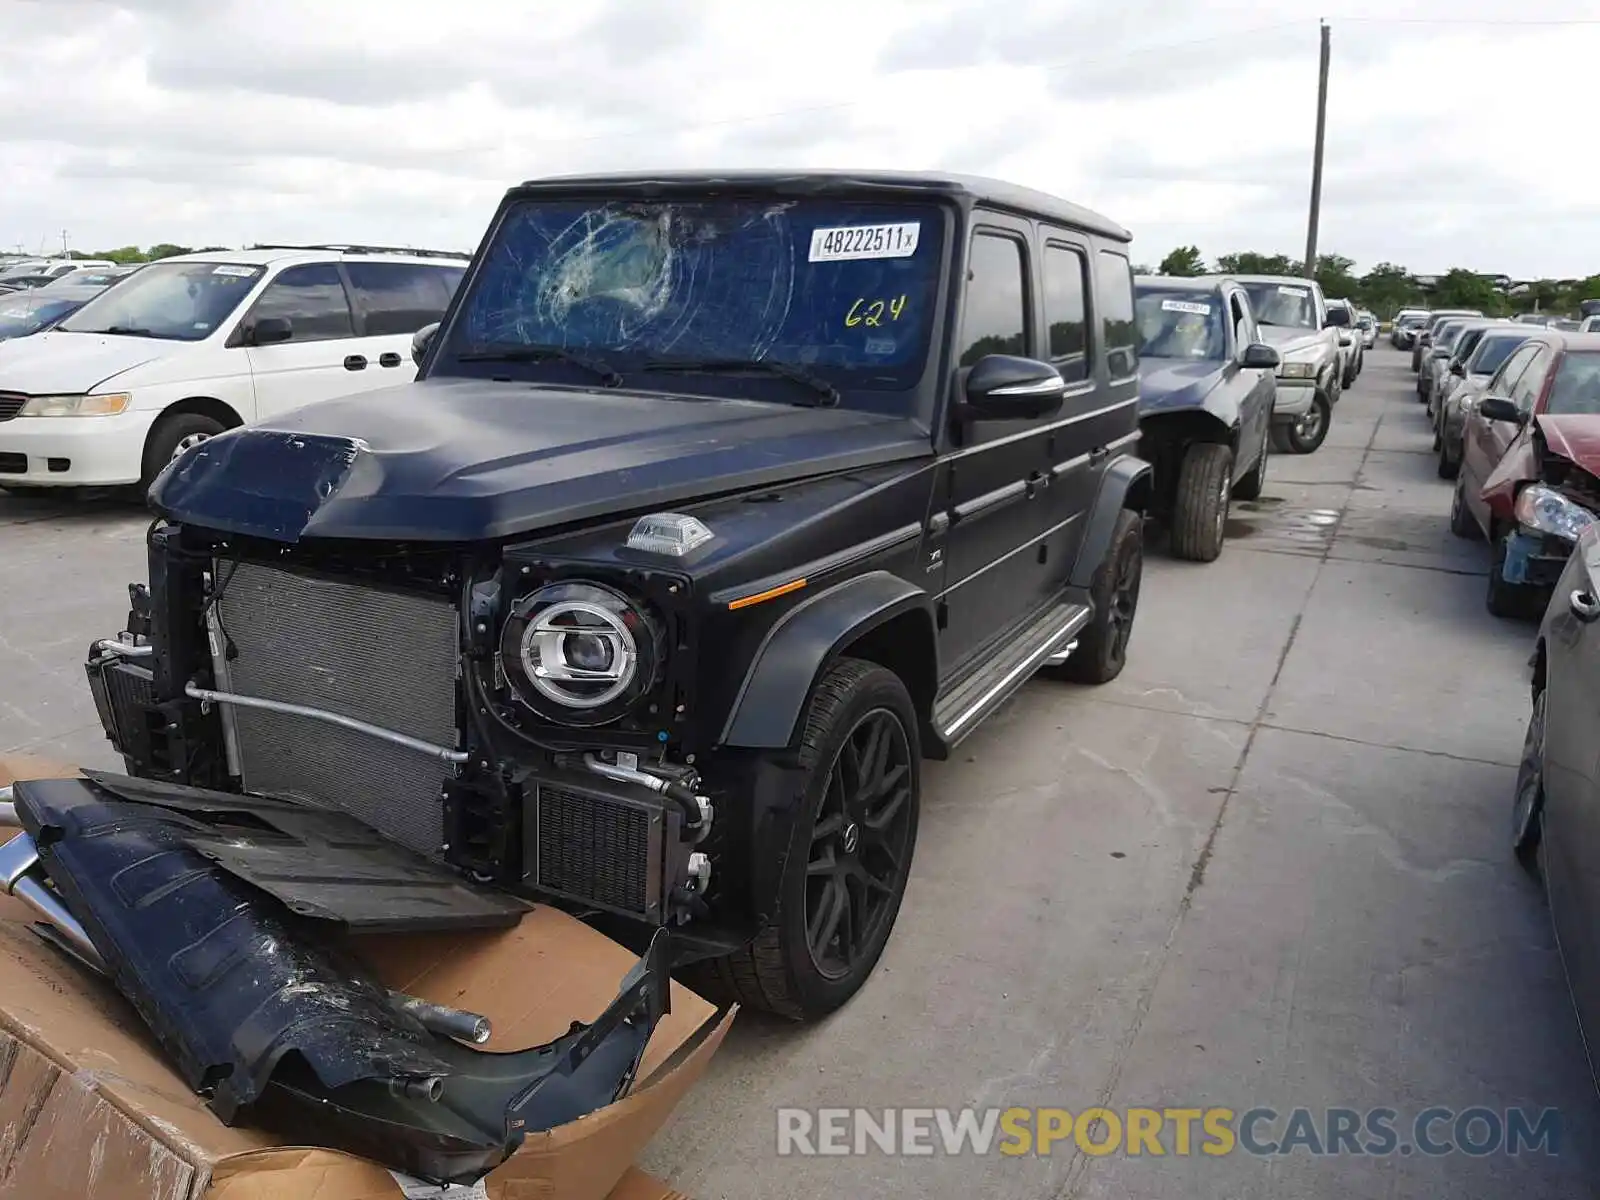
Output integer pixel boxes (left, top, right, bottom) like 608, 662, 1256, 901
238, 263, 367, 419
343, 261, 465, 382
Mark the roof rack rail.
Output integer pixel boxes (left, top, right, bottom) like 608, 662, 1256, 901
244, 243, 473, 261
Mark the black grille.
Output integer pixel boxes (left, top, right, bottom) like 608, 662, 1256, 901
86, 658, 155, 758
0, 453, 24, 474
0, 393, 26, 423
533, 783, 655, 918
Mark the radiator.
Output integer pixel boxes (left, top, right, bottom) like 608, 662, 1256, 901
211, 561, 460, 858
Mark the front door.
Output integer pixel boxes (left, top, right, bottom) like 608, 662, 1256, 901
1461, 342, 1541, 532
937, 221, 1057, 672
238, 263, 375, 420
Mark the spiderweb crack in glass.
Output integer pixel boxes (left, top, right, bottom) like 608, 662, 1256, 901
459, 198, 942, 399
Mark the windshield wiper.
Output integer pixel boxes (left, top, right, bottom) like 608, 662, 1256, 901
80, 325, 159, 338
640, 358, 840, 407
457, 345, 623, 388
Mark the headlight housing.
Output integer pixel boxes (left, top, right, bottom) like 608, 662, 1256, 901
17, 392, 132, 417
500, 581, 664, 725
1279, 360, 1316, 380
1514, 484, 1597, 542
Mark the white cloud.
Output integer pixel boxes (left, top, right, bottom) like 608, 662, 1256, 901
1, 0, 1597, 278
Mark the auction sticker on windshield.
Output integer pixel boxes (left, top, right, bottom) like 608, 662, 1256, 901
1277, 285, 1309, 296
212, 265, 257, 277
1161, 300, 1212, 315
809, 222, 921, 262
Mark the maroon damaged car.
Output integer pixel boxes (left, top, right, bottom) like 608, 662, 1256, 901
1451, 331, 1600, 617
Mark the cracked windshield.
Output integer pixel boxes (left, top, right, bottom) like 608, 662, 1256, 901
2, 4, 1599, 1199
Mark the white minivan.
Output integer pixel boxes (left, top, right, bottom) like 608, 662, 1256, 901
0, 246, 467, 490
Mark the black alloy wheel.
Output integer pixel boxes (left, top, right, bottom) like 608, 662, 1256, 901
804, 708, 915, 981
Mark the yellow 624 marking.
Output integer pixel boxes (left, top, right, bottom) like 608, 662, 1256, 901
846, 294, 908, 328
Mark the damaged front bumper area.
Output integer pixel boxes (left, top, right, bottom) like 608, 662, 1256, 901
0, 771, 675, 1187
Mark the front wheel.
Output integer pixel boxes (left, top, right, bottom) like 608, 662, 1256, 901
710, 658, 920, 1020
141, 411, 227, 489
1052, 507, 1143, 684
1275, 393, 1331, 455
1448, 475, 1478, 539
1169, 442, 1232, 562
1232, 422, 1270, 501
1512, 689, 1547, 874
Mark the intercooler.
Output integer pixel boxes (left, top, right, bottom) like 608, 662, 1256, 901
211, 561, 460, 859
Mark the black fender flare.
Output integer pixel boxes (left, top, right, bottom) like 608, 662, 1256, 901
1070, 454, 1154, 589
719, 570, 937, 750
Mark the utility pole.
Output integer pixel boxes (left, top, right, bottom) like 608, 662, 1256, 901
60, 229, 69, 257
1303, 19, 1331, 281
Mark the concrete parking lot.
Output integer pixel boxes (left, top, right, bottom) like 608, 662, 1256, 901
2, 349, 1596, 1198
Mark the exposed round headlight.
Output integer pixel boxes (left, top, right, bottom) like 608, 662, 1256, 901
501, 582, 662, 724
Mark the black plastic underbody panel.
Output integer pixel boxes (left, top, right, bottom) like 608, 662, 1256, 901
80, 770, 529, 932
10, 774, 676, 1185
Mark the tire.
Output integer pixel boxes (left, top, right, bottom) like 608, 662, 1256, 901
708, 658, 920, 1020
1436, 437, 1460, 480
141, 412, 227, 488
1232, 423, 1269, 501
1431, 424, 1443, 452
1169, 442, 1232, 562
1512, 688, 1546, 874
1411, 347, 1423, 372
1448, 475, 1478, 539
1280, 393, 1331, 455
1486, 533, 1540, 620
1053, 508, 1143, 684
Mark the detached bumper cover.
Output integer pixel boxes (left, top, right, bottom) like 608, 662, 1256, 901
7, 773, 675, 1186
1500, 528, 1573, 589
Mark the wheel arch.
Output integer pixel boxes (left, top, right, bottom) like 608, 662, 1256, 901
143, 396, 245, 449
1070, 454, 1153, 589
719, 571, 939, 754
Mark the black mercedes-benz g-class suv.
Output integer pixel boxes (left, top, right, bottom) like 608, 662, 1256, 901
83, 171, 1151, 1020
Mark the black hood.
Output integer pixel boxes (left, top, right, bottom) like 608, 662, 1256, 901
150, 378, 933, 543
1136, 358, 1222, 414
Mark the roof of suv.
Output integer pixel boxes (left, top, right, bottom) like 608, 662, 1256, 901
1134, 275, 1227, 291
1214, 274, 1324, 289
512, 169, 1132, 242
156, 245, 471, 269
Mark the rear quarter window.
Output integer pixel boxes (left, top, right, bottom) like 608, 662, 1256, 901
346, 262, 460, 337
1095, 250, 1137, 378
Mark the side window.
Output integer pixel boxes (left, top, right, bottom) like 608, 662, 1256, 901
1095, 250, 1137, 378
956, 232, 1027, 368
345, 262, 457, 336
248, 263, 354, 343
1509, 348, 1552, 413
1488, 345, 1535, 397
1041, 243, 1088, 383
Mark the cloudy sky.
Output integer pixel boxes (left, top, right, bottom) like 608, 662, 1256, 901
2, 0, 1597, 279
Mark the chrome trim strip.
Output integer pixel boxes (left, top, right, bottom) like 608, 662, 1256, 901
941, 511, 1081, 597
942, 396, 1139, 460
988, 376, 1067, 396
943, 607, 1091, 737
1051, 451, 1092, 479
954, 479, 1026, 523
0, 829, 106, 970
184, 683, 471, 765
711, 521, 923, 606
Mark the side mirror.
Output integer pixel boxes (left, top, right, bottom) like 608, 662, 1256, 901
1450, 360, 1466, 377
248, 315, 292, 346
1478, 396, 1524, 424
962, 355, 1065, 420
1239, 342, 1280, 369
412, 321, 439, 368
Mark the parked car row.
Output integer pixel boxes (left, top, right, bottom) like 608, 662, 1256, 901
0, 266, 141, 343
1131, 270, 1356, 562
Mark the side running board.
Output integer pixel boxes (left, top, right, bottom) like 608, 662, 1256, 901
932, 600, 1092, 750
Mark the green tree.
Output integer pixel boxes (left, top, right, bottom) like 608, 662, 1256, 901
1157, 245, 1206, 277
1432, 268, 1502, 313
91, 246, 148, 264
1355, 262, 1417, 318
144, 243, 194, 260
1313, 253, 1358, 301
1215, 251, 1301, 277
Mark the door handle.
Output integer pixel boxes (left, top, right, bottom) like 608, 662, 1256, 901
1569, 589, 1600, 622
1024, 470, 1048, 499
1090, 446, 1110, 465
343, 355, 368, 371
378, 352, 403, 368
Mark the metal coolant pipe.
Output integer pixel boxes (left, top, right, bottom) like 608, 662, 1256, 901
386, 991, 493, 1045
0, 827, 106, 971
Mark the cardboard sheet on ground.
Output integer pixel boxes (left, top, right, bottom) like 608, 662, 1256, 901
0, 756, 727, 1200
